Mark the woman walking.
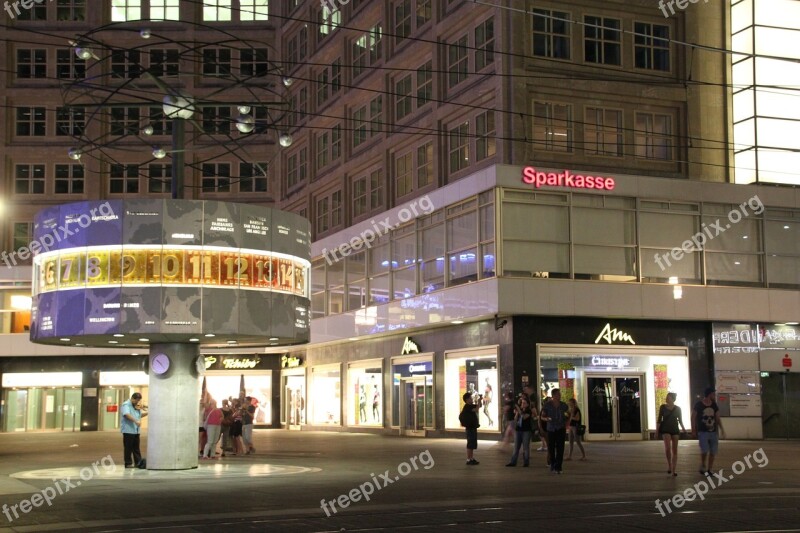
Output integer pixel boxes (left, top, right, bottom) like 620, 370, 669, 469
657, 392, 686, 476
566, 398, 586, 461
506, 396, 533, 467
202, 400, 223, 459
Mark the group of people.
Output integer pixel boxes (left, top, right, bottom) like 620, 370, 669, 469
461, 386, 585, 471
199, 396, 257, 459
461, 385, 724, 478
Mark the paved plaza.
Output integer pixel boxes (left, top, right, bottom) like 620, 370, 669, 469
0, 431, 798, 531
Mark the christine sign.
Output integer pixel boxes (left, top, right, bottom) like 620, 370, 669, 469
522, 166, 615, 191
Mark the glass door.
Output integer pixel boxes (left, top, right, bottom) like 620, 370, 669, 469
3, 390, 27, 432
585, 374, 644, 441
283, 375, 305, 429
400, 378, 427, 436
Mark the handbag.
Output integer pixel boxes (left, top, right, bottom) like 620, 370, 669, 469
577, 424, 586, 436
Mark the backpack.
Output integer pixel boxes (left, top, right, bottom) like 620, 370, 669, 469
459, 409, 468, 427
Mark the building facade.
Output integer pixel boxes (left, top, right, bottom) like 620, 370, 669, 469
1, 1, 798, 438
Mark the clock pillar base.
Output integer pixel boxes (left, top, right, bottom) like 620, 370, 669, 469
146, 343, 201, 470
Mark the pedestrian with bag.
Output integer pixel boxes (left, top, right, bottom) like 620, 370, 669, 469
459, 392, 481, 465
506, 395, 533, 467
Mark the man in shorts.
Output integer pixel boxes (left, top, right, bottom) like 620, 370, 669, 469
692, 387, 724, 476
459, 392, 481, 465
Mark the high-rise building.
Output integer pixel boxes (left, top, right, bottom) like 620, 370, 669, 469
0, 1, 797, 439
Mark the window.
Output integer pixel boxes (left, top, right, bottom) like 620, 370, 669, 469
352, 106, 367, 147
533, 9, 570, 59
585, 107, 622, 156
203, 49, 232, 77
448, 35, 468, 88
352, 172, 383, 218
331, 191, 342, 227
584, 16, 621, 66
56, 49, 85, 79
56, 107, 85, 137
110, 107, 140, 136
475, 18, 494, 71
331, 124, 342, 161
111, 0, 142, 22
634, 22, 670, 71
370, 169, 384, 210
395, 0, 411, 45
331, 58, 341, 92
396, 152, 413, 197
16, 49, 47, 79
287, 147, 307, 190
148, 164, 171, 193
533, 102, 572, 152
55, 164, 84, 194
148, 107, 172, 136
13, 223, 33, 254
353, 178, 367, 218
241, 48, 269, 77
370, 96, 383, 136
16, 107, 46, 136
111, 50, 142, 79
239, 0, 268, 20
202, 106, 231, 135
57, 0, 86, 21
14, 165, 45, 194
110, 163, 140, 194
449, 121, 469, 173
286, 28, 308, 69
395, 75, 412, 120
151, 0, 179, 20
16, 1, 46, 19
416, 61, 432, 107
316, 196, 330, 233
416, 0, 431, 27
316, 133, 329, 170
319, 5, 340, 37
299, 86, 308, 123
635, 112, 672, 160
203, 0, 232, 21
202, 163, 231, 193
476, 111, 495, 161
239, 162, 268, 192
317, 69, 329, 106
417, 142, 433, 188
150, 49, 179, 77
352, 25, 382, 78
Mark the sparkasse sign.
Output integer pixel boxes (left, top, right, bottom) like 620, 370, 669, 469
522, 166, 616, 191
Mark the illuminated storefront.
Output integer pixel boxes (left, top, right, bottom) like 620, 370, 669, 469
98, 371, 149, 431
391, 355, 434, 436
444, 347, 499, 432
1, 372, 82, 432
309, 364, 341, 425
203, 355, 274, 425
347, 360, 383, 427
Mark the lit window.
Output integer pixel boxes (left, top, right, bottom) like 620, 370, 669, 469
635, 112, 673, 160
14, 165, 46, 195
239, 0, 268, 21
203, 0, 232, 21
533, 101, 573, 152
151, 0, 179, 20
111, 0, 142, 22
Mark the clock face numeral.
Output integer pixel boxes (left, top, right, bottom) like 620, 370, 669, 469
33, 247, 309, 297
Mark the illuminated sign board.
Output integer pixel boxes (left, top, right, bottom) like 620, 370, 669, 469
594, 323, 636, 345
400, 337, 419, 354
33, 246, 308, 296
522, 166, 616, 191
222, 357, 261, 369
281, 355, 303, 368
407, 362, 431, 373
591, 356, 631, 368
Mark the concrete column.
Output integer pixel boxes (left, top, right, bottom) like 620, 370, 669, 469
147, 343, 200, 470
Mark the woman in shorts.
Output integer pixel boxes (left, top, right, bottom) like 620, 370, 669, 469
657, 392, 686, 476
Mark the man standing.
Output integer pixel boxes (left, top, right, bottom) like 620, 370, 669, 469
692, 387, 724, 476
540, 388, 569, 474
121, 392, 147, 468
459, 392, 481, 465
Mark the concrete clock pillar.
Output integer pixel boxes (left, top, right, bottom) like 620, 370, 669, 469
146, 343, 201, 469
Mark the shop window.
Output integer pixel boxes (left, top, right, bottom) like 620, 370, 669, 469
444, 350, 498, 431
347, 363, 383, 426
310, 365, 341, 425
204, 372, 272, 425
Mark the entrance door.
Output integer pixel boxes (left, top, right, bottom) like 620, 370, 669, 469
283, 376, 305, 429
585, 375, 644, 440
399, 378, 429, 436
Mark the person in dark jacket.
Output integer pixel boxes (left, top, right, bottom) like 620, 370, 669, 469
459, 392, 481, 465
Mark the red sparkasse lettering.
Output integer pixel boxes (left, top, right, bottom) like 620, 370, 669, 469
521, 167, 616, 191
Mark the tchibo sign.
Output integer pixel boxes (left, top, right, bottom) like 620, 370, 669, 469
522, 166, 616, 191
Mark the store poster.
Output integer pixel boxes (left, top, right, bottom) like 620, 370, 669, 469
558, 363, 575, 401
654, 364, 669, 419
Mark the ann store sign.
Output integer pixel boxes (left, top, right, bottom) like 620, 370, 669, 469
594, 323, 636, 345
